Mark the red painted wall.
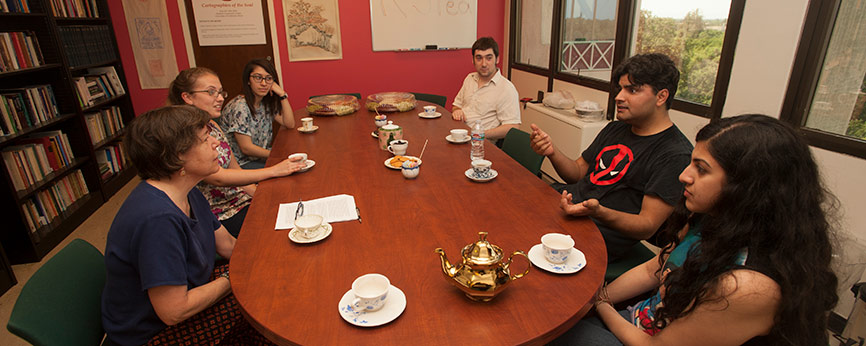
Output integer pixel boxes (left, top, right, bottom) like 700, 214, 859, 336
109, 1, 506, 116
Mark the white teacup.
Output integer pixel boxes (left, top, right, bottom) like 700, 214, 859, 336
541, 233, 575, 264
423, 105, 437, 116
471, 159, 492, 178
294, 214, 324, 239
301, 117, 314, 130
350, 273, 390, 312
288, 153, 308, 162
450, 129, 468, 141
388, 140, 409, 156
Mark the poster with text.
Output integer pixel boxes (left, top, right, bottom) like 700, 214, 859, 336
192, 0, 267, 46
284, 0, 343, 61
121, 0, 180, 89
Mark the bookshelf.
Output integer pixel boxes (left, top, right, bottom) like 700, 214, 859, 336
0, 0, 135, 267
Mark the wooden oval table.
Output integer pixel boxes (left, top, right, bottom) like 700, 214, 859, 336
229, 102, 606, 345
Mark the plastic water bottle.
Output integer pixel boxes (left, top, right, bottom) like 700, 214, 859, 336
470, 120, 485, 161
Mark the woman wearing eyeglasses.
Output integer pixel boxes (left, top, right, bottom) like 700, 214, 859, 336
219, 58, 294, 169
168, 67, 305, 237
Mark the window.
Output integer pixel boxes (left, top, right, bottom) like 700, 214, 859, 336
631, 0, 732, 106
515, 0, 554, 69
509, 0, 744, 119
559, 0, 618, 82
782, 0, 866, 159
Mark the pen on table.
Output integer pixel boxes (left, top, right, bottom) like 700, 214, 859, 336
356, 207, 362, 223
294, 199, 303, 221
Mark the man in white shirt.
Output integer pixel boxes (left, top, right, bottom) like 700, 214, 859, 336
452, 37, 521, 140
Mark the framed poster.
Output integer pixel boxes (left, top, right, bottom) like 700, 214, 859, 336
192, 0, 267, 46
284, 0, 343, 61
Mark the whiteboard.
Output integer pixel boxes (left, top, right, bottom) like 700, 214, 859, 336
369, 0, 477, 51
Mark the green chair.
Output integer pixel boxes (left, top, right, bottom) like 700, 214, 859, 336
501, 128, 545, 177
604, 241, 656, 282
8, 239, 109, 346
411, 92, 447, 107
309, 93, 362, 100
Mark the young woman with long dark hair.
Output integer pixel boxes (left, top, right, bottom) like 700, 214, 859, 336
555, 114, 838, 345
220, 58, 294, 169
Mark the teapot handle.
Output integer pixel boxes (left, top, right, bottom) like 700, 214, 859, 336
504, 251, 530, 280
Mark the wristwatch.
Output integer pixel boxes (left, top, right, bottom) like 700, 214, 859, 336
278, 94, 288, 100
219, 270, 230, 281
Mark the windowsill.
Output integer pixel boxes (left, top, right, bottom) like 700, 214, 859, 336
524, 102, 610, 128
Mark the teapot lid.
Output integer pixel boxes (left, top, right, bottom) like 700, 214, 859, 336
381, 121, 400, 130
462, 232, 502, 265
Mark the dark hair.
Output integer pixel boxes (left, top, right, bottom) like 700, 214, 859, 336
612, 53, 679, 109
125, 105, 211, 180
240, 58, 280, 118
471, 37, 499, 58
654, 114, 838, 345
167, 67, 218, 105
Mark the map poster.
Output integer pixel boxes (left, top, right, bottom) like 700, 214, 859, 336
284, 0, 343, 61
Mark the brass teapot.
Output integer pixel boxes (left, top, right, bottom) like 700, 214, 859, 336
435, 232, 530, 302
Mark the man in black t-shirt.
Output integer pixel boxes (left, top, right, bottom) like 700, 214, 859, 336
530, 54, 693, 261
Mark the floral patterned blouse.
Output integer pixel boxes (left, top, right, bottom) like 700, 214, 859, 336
219, 95, 274, 166
196, 121, 252, 221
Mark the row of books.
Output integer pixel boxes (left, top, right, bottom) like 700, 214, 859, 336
96, 142, 125, 179
49, 0, 99, 18
1, 0, 31, 13
0, 31, 44, 73
1, 130, 75, 191
0, 84, 60, 136
58, 25, 115, 67
84, 106, 124, 145
74, 66, 125, 107
20, 170, 89, 234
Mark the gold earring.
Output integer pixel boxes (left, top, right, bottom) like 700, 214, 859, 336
180, 168, 186, 176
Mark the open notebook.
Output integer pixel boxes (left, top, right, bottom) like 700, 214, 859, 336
275, 194, 358, 230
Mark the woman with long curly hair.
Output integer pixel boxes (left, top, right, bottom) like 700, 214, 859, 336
554, 114, 838, 345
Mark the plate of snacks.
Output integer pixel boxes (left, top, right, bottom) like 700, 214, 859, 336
366, 92, 416, 113
385, 155, 421, 170
306, 94, 360, 116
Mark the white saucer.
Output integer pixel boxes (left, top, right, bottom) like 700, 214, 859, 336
298, 125, 319, 133
445, 135, 470, 144
385, 156, 421, 170
464, 168, 498, 182
418, 112, 442, 119
338, 285, 406, 327
297, 159, 315, 173
371, 131, 379, 138
528, 244, 586, 274
288, 223, 332, 244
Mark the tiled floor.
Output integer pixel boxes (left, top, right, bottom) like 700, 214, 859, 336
0, 177, 139, 346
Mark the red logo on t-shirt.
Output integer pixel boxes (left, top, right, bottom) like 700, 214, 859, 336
589, 144, 633, 186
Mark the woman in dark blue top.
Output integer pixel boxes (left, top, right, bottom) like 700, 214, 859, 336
101, 105, 272, 345
555, 114, 838, 345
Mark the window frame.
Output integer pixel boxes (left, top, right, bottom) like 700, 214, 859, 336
508, 0, 745, 120
780, 0, 866, 160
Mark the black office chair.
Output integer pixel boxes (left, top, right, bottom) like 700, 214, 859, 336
309, 93, 362, 100
411, 92, 447, 107
501, 128, 544, 177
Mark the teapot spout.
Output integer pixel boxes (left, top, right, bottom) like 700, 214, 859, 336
435, 248, 457, 277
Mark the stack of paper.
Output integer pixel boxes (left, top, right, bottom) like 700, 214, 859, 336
275, 194, 358, 230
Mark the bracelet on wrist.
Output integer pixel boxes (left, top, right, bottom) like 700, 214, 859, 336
219, 270, 230, 282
